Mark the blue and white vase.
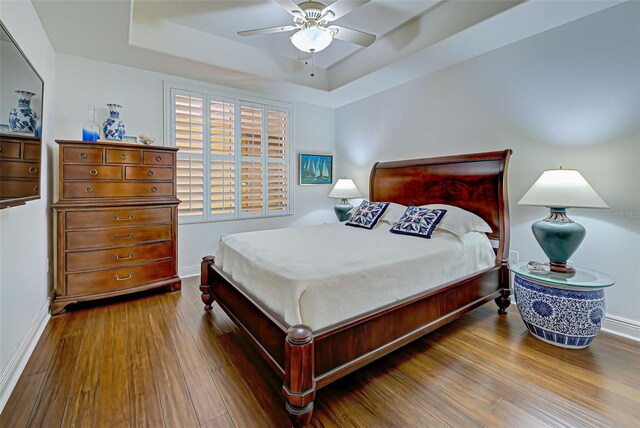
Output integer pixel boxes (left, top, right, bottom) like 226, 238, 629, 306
103, 103, 125, 141
9, 90, 38, 134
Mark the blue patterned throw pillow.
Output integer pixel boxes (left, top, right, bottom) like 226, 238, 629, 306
346, 201, 390, 230
390, 206, 447, 239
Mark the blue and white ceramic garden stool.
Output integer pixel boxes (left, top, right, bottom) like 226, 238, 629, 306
509, 261, 614, 349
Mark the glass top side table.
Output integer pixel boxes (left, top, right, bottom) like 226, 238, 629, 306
509, 261, 615, 349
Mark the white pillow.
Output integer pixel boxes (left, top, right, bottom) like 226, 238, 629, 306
379, 202, 408, 225
348, 202, 407, 226
419, 204, 492, 236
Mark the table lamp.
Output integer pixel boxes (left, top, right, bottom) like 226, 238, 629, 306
328, 178, 362, 221
518, 168, 608, 274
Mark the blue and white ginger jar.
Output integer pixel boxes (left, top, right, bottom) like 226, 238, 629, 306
103, 103, 126, 141
9, 90, 38, 134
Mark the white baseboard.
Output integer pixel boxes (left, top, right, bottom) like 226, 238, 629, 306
0, 294, 52, 412
602, 314, 640, 342
179, 264, 200, 279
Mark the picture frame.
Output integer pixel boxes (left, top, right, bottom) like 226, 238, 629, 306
299, 153, 333, 185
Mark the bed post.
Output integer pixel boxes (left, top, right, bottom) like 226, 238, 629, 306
200, 255, 215, 310
282, 325, 315, 428
494, 149, 512, 315
495, 260, 511, 314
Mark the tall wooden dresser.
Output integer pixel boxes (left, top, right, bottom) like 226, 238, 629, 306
52, 140, 180, 315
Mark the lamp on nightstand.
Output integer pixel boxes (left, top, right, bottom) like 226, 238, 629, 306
328, 178, 362, 221
518, 167, 608, 274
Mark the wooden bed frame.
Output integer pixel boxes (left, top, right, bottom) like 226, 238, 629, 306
200, 149, 512, 427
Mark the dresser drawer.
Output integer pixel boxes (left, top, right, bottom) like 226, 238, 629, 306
125, 166, 173, 181
0, 161, 40, 178
0, 179, 39, 198
0, 141, 20, 159
66, 224, 171, 250
66, 206, 172, 229
106, 148, 142, 164
23, 143, 40, 160
143, 151, 175, 166
63, 147, 102, 163
63, 165, 122, 180
66, 241, 172, 272
66, 260, 174, 296
63, 182, 173, 198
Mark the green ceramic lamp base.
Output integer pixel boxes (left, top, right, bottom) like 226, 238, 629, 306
334, 200, 354, 222
532, 208, 586, 274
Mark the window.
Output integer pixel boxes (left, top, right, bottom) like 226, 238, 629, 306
168, 86, 292, 223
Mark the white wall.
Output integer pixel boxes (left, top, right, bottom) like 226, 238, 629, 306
0, 0, 57, 410
335, 2, 640, 324
54, 54, 336, 275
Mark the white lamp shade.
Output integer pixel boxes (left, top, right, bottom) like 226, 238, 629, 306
290, 28, 333, 53
518, 169, 608, 209
329, 179, 362, 199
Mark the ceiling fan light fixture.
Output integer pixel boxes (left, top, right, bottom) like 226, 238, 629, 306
290, 27, 333, 53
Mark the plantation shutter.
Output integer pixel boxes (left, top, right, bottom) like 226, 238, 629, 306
169, 84, 291, 223
173, 90, 205, 220
240, 103, 263, 216
210, 98, 235, 218
267, 107, 288, 213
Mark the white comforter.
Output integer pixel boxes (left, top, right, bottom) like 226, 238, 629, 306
215, 222, 495, 331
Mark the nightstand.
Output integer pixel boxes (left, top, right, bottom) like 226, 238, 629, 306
509, 261, 614, 349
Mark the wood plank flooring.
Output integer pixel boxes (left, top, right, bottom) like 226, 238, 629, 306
2, 276, 639, 427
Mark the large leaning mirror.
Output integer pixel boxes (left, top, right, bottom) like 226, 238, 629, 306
0, 20, 44, 209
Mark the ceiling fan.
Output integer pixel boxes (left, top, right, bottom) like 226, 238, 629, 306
238, 0, 376, 54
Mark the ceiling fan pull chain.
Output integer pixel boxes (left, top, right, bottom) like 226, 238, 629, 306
310, 52, 315, 78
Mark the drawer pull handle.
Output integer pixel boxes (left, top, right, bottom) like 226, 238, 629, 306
148, 170, 154, 176
114, 253, 133, 260
34, 185, 39, 192
156, 156, 162, 161
0, 147, 3, 152
114, 233, 134, 239
79, 152, 88, 159
28, 167, 38, 174
89, 169, 98, 176
115, 273, 134, 281
151, 186, 158, 192
85, 186, 93, 193
114, 214, 133, 221
120, 153, 126, 159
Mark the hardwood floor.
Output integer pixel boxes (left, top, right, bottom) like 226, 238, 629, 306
3, 276, 639, 427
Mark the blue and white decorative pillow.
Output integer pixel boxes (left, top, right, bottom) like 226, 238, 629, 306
346, 201, 390, 230
390, 206, 447, 239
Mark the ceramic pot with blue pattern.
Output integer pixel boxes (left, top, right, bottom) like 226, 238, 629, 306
103, 103, 125, 141
514, 275, 605, 349
9, 90, 38, 134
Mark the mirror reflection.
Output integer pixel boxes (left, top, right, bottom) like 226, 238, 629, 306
0, 21, 45, 209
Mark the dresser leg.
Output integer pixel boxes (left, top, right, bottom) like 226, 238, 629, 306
50, 299, 74, 316
168, 280, 182, 292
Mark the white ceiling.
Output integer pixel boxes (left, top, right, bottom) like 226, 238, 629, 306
33, 0, 625, 107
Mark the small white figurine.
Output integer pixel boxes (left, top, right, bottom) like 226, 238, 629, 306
138, 133, 156, 145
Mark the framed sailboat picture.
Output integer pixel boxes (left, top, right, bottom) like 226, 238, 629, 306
299, 153, 333, 185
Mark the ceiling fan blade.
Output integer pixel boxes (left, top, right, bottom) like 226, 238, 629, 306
238, 25, 298, 37
321, 0, 370, 22
274, 0, 304, 17
329, 25, 376, 47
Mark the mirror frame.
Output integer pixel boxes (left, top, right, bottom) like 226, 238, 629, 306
0, 20, 45, 209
